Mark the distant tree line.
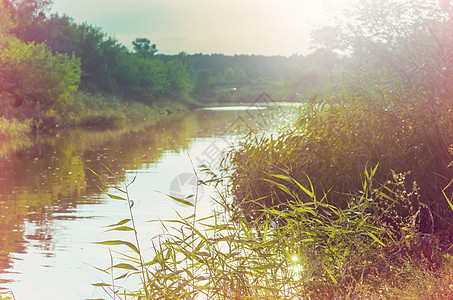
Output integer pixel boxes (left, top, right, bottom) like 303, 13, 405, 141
0, 0, 345, 126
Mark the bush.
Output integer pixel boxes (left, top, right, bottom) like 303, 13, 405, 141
0, 36, 81, 120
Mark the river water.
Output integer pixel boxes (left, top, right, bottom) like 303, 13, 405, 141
0, 103, 300, 299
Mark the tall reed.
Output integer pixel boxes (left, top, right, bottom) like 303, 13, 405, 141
92, 164, 448, 299
225, 97, 453, 235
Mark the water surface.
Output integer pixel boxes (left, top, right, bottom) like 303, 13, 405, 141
0, 103, 300, 299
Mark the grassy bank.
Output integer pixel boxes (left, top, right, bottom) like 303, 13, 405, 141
0, 117, 32, 140
0, 92, 189, 157
62, 92, 187, 129
215, 95, 453, 297
91, 93, 453, 299
0, 118, 33, 154
0, 91, 187, 139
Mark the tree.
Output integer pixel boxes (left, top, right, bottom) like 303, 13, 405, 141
224, 66, 247, 85
284, 65, 323, 93
306, 48, 339, 70
165, 60, 192, 99
313, 0, 453, 102
192, 69, 215, 95
3, 0, 53, 41
132, 37, 157, 58
26, 15, 129, 93
30, 14, 78, 55
0, 37, 81, 120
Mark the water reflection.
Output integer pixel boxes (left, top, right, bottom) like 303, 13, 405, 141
0, 104, 301, 299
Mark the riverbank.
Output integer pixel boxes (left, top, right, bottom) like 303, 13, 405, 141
0, 91, 189, 155
0, 104, 292, 299
61, 92, 188, 129
216, 97, 453, 298
93, 98, 453, 299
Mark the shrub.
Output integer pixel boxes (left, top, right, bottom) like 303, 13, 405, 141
0, 36, 81, 121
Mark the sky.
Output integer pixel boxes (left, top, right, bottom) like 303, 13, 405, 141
51, 0, 346, 56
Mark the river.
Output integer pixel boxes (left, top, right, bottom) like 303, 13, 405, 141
0, 103, 300, 299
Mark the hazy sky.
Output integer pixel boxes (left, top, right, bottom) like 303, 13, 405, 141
51, 0, 344, 56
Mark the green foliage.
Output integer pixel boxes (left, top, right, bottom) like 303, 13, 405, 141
63, 91, 178, 128
93, 168, 396, 299
214, 0, 453, 237
165, 60, 193, 99
0, 116, 31, 139
284, 65, 321, 92
31, 15, 110, 89
3, 0, 52, 40
27, 15, 197, 103
283, 49, 339, 97
223, 65, 247, 86
132, 37, 157, 58
0, 1, 14, 35
192, 69, 216, 96
10, 11, 342, 107
0, 36, 81, 121
94, 165, 450, 299
226, 96, 453, 234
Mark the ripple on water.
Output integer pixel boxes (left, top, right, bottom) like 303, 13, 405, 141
200, 106, 268, 111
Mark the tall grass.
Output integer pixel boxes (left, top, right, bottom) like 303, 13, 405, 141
225, 97, 453, 236
0, 117, 31, 140
64, 91, 186, 129
0, 117, 33, 155
91, 92, 453, 298
92, 162, 451, 299
0, 91, 187, 146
